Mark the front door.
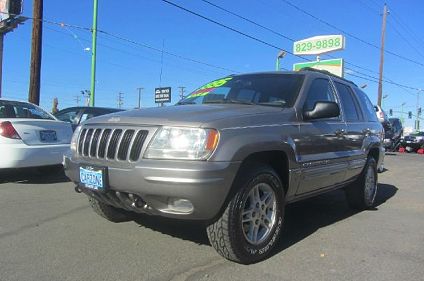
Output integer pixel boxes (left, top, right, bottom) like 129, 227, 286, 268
295, 78, 347, 195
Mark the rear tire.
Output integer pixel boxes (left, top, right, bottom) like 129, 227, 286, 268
345, 156, 378, 210
88, 197, 133, 223
207, 164, 284, 264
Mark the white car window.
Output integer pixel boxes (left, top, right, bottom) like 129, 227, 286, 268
0, 100, 54, 120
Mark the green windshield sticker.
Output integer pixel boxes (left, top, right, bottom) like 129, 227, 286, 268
189, 77, 233, 98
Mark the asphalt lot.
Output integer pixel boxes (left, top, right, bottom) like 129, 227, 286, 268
0, 153, 423, 281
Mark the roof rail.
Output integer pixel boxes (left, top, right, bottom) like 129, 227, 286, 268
299, 67, 357, 86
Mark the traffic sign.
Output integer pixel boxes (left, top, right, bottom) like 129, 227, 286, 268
293, 58, 344, 77
293, 35, 345, 56
155, 87, 171, 103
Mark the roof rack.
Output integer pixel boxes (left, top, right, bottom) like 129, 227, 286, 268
299, 67, 357, 86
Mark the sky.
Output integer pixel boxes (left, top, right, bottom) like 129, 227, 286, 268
2, 0, 424, 129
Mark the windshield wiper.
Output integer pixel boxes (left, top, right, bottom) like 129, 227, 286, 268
203, 98, 254, 105
257, 100, 287, 107
176, 101, 196, 105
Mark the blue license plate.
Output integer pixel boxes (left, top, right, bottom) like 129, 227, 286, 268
40, 130, 57, 142
79, 166, 107, 190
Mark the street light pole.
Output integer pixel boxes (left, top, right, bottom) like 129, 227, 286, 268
137, 87, 143, 109
401, 102, 406, 124
275, 50, 286, 71
89, 0, 99, 107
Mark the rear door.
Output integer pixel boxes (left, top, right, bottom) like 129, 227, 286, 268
333, 82, 366, 181
295, 78, 348, 194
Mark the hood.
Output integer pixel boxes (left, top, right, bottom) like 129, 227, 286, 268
83, 104, 286, 127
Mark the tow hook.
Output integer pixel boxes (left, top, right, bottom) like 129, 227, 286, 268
74, 185, 82, 193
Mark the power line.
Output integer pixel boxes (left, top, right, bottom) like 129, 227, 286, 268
161, 0, 300, 55
117, 92, 124, 108
388, 5, 424, 53
162, 0, 422, 91
387, 16, 424, 60
198, 0, 416, 88
278, 0, 424, 68
200, 0, 295, 42
4, 7, 422, 93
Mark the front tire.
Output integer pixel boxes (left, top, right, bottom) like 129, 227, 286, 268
345, 156, 378, 210
88, 197, 133, 223
207, 164, 284, 264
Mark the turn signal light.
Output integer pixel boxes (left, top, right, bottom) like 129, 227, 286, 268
0, 121, 21, 139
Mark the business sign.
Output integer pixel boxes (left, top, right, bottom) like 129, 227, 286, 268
293, 35, 345, 55
293, 58, 344, 77
155, 87, 171, 103
0, 0, 22, 23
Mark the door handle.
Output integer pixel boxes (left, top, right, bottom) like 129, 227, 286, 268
335, 129, 346, 136
362, 128, 371, 135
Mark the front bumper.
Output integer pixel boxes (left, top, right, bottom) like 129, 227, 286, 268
64, 156, 240, 221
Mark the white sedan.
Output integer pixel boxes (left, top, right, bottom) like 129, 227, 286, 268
0, 99, 73, 169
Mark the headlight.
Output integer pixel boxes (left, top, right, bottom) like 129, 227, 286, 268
144, 127, 219, 160
70, 125, 82, 152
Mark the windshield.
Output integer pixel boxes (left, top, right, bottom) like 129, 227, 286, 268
0, 100, 54, 120
178, 74, 305, 107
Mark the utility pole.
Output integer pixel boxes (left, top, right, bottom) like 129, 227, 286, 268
74, 95, 81, 106
137, 87, 143, 108
377, 4, 388, 107
89, 0, 99, 107
416, 89, 422, 131
117, 92, 124, 109
28, 0, 43, 105
81, 90, 90, 106
178, 86, 186, 100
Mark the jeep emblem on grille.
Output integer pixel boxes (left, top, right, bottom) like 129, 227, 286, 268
108, 117, 121, 122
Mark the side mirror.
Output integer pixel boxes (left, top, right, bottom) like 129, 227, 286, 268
304, 101, 340, 120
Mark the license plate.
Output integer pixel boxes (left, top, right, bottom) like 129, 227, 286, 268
79, 166, 108, 191
40, 130, 57, 142
406, 141, 412, 144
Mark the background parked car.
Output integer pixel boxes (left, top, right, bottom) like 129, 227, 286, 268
374, 105, 392, 148
0, 99, 73, 169
374, 105, 390, 123
54, 106, 124, 131
401, 131, 424, 152
384, 118, 403, 151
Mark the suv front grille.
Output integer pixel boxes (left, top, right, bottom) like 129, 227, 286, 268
77, 128, 148, 162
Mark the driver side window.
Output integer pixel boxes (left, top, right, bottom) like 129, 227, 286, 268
303, 78, 336, 111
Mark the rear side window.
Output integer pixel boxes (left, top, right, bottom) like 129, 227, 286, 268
0, 101, 54, 120
55, 109, 79, 124
354, 88, 379, 122
335, 82, 360, 121
303, 78, 336, 111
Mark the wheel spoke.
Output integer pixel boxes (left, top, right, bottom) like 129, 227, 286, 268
261, 220, 270, 231
242, 209, 254, 223
253, 186, 261, 204
263, 192, 274, 207
241, 182, 278, 245
261, 191, 271, 203
252, 225, 259, 243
